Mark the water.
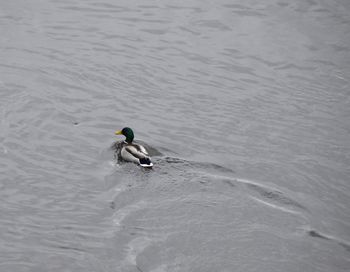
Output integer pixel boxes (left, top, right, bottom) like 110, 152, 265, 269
0, 0, 349, 271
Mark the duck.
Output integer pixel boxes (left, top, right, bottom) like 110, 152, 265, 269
114, 127, 153, 168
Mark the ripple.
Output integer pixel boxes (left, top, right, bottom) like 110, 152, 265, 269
307, 230, 350, 252
245, 182, 307, 212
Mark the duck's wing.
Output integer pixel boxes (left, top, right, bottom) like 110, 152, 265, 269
124, 145, 148, 159
120, 146, 140, 163
133, 143, 149, 156
122, 144, 153, 167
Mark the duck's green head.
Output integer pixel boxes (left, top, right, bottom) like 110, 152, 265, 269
115, 127, 134, 143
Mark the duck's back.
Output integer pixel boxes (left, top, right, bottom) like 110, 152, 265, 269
122, 144, 147, 162
113, 141, 152, 167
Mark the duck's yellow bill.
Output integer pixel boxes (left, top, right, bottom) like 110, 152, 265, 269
115, 130, 122, 135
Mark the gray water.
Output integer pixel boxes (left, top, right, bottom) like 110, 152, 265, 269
1, 0, 349, 271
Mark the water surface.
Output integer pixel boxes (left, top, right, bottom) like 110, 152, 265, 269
0, 0, 349, 271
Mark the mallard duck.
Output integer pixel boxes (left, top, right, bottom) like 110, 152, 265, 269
115, 127, 153, 168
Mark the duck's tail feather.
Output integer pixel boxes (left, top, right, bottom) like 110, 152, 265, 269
139, 157, 153, 168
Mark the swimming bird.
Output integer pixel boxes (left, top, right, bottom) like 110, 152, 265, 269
114, 127, 153, 168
